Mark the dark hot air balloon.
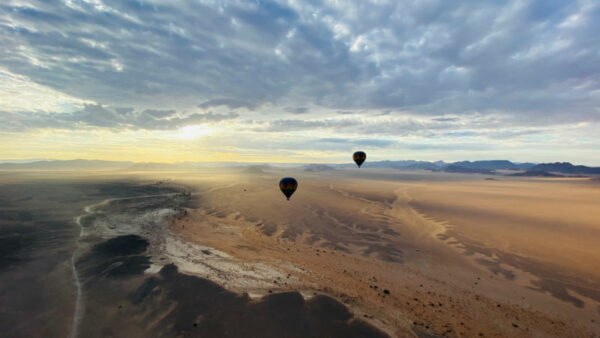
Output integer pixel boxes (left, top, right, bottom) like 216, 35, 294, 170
279, 177, 298, 200
353, 151, 366, 168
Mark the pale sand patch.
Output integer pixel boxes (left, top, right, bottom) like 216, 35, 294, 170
161, 232, 305, 292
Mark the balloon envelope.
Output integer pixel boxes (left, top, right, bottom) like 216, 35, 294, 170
353, 151, 366, 168
279, 177, 298, 200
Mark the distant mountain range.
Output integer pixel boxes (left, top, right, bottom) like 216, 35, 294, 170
0, 159, 133, 170
334, 159, 535, 171
1, 159, 599, 176
451, 160, 535, 171
432, 161, 599, 176
528, 162, 600, 175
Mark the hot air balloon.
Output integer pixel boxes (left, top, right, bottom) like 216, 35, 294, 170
279, 177, 297, 201
353, 151, 366, 168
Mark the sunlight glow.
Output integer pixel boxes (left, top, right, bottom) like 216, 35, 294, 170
177, 125, 213, 139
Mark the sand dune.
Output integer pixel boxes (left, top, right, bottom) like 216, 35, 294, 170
171, 169, 600, 337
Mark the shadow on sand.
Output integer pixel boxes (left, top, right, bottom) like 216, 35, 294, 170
79, 235, 389, 338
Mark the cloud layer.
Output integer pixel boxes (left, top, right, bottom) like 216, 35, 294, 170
2, 104, 238, 131
1, 0, 599, 162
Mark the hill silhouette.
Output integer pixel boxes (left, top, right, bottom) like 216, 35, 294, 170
530, 162, 600, 175
451, 160, 534, 171
0, 159, 131, 170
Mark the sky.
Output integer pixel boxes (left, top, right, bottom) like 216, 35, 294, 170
1, 0, 599, 164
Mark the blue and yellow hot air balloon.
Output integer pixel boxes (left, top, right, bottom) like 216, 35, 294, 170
353, 151, 366, 168
279, 177, 298, 201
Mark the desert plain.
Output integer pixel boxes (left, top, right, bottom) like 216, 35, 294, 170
1, 167, 599, 337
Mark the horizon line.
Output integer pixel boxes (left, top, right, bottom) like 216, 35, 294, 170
1, 158, 599, 167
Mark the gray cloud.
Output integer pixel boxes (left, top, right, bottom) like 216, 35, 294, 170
143, 109, 176, 118
405, 143, 496, 151
284, 106, 309, 114
256, 115, 465, 135
432, 117, 459, 122
0, 104, 238, 131
258, 118, 360, 132
318, 138, 395, 148
198, 98, 256, 110
0, 0, 597, 125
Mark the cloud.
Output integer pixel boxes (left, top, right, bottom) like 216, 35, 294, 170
198, 98, 256, 111
432, 117, 459, 122
0, 69, 91, 112
0, 0, 596, 124
284, 106, 309, 114
318, 138, 395, 148
0, 104, 239, 131
258, 118, 360, 132
143, 109, 176, 118
255, 114, 467, 135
